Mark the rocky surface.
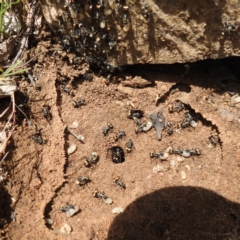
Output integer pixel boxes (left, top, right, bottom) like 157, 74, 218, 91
40, 0, 240, 66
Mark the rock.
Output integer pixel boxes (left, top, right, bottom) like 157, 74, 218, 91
69, 121, 79, 129
67, 144, 77, 155
45, 218, 53, 225
153, 164, 169, 173
40, 0, 240, 65
121, 76, 152, 88
59, 223, 72, 234
103, 197, 113, 205
112, 207, 123, 214
181, 170, 187, 180
185, 165, 191, 171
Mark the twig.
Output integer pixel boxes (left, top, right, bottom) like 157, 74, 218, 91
0, 151, 9, 165
12, 0, 38, 64
0, 101, 11, 118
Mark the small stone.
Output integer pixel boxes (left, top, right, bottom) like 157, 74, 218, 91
45, 218, 53, 225
177, 156, 184, 162
103, 198, 113, 205
115, 101, 123, 106
67, 144, 77, 155
59, 223, 72, 234
165, 146, 172, 153
142, 122, 152, 132
159, 152, 168, 160
146, 175, 152, 180
185, 165, 190, 171
231, 95, 240, 104
208, 143, 215, 149
69, 121, 79, 129
153, 164, 169, 173
170, 160, 176, 168
190, 120, 198, 128
181, 170, 187, 180
112, 207, 123, 214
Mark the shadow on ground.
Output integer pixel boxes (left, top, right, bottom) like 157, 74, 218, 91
125, 57, 240, 95
0, 185, 13, 231
107, 186, 240, 240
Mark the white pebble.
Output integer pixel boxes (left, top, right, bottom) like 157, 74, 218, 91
126, 101, 134, 108
170, 160, 176, 167
185, 165, 191, 171
104, 8, 112, 15
176, 128, 181, 134
115, 101, 123, 106
45, 218, 53, 225
103, 198, 113, 205
100, 20, 106, 28
165, 146, 173, 153
69, 121, 78, 129
207, 143, 215, 149
59, 223, 72, 234
231, 95, 240, 104
190, 120, 198, 128
67, 144, 77, 155
181, 170, 187, 180
112, 207, 123, 214
146, 175, 152, 180
123, 24, 130, 32
143, 122, 152, 132
153, 165, 169, 173
177, 156, 184, 162
78, 135, 85, 142
159, 152, 168, 160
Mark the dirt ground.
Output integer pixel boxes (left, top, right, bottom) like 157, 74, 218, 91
0, 43, 240, 240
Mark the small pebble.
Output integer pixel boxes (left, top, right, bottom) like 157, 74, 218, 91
170, 160, 176, 168
177, 156, 184, 162
159, 152, 168, 160
104, 8, 112, 15
126, 101, 134, 108
59, 223, 72, 234
181, 170, 186, 180
67, 144, 77, 155
103, 198, 113, 205
190, 120, 198, 128
153, 165, 169, 173
112, 207, 123, 214
45, 218, 53, 225
142, 122, 152, 132
69, 121, 78, 129
165, 146, 172, 153
115, 101, 123, 106
208, 143, 215, 149
231, 95, 240, 104
185, 165, 190, 171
